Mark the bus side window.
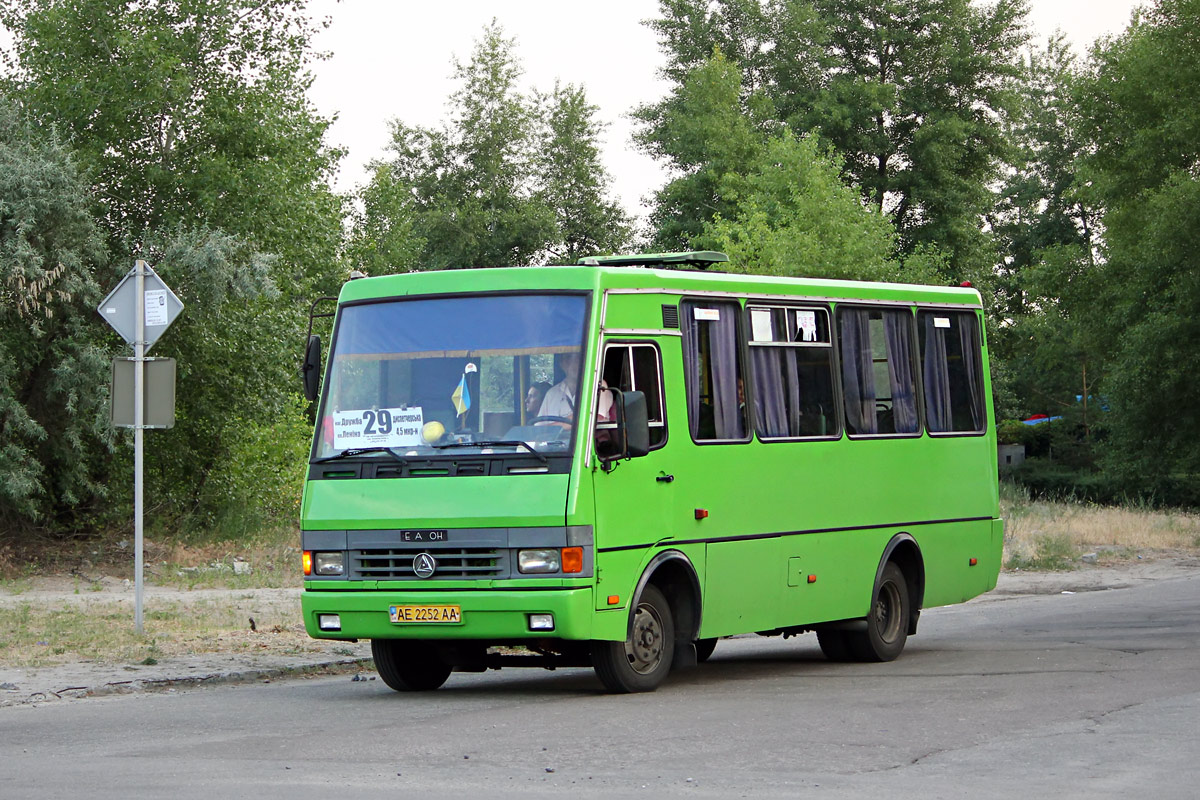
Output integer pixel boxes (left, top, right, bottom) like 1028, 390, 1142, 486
837, 306, 919, 436
600, 344, 667, 449
746, 305, 839, 439
918, 311, 986, 433
680, 300, 748, 442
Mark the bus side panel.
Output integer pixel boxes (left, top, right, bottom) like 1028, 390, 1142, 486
915, 519, 1001, 607
701, 539, 782, 638
778, 531, 876, 626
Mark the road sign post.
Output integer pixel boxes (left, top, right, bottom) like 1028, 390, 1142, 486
98, 260, 183, 634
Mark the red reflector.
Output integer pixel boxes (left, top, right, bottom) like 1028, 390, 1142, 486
694, 508, 709, 520
969, 557, 978, 567
607, 595, 620, 605
807, 574, 817, 584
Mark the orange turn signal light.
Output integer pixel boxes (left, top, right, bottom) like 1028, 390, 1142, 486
562, 547, 584, 574
607, 595, 620, 605
807, 574, 817, 584
302, 551, 313, 576
969, 557, 978, 567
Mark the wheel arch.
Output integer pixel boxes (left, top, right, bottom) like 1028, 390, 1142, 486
878, 533, 925, 636
630, 549, 702, 644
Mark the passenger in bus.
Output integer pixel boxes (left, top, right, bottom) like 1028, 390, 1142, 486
525, 381, 552, 420
537, 352, 580, 425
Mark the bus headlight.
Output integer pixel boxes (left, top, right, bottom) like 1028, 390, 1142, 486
314, 551, 345, 576
518, 549, 560, 574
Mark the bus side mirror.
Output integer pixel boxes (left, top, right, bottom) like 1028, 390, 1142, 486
620, 390, 650, 458
301, 334, 322, 402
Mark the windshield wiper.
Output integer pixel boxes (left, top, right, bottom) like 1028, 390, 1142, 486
313, 446, 409, 465
432, 440, 548, 464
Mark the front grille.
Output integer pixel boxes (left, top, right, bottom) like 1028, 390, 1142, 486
350, 548, 505, 580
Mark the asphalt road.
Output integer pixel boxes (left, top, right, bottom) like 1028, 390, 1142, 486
2, 573, 1198, 799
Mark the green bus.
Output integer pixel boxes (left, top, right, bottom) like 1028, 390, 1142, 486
299, 252, 1002, 693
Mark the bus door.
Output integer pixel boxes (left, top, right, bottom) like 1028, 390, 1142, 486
590, 341, 677, 607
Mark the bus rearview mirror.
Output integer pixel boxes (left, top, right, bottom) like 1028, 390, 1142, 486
621, 390, 650, 458
302, 334, 321, 402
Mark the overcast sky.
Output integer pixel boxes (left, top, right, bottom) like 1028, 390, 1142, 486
308, 0, 1143, 222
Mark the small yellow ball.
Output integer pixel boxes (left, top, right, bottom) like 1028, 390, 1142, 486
422, 421, 445, 443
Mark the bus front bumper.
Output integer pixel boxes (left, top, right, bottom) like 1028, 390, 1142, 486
302, 587, 606, 641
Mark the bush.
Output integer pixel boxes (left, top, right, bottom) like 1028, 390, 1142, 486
196, 393, 313, 535
1009, 458, 1200, 509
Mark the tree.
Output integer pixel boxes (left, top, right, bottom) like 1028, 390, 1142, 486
1, 0, 346, 528
0, 96, 110, 527
353, 21, 629, 273
534, 82, 631, 264
1070, 0, 1200, 480
639, 0, 1029, 281
988, 35, 1099, 421
705, 130, 910, 282
1, 0, 344, 289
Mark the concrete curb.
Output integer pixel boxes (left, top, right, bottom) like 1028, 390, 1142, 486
0, 656, 374, 708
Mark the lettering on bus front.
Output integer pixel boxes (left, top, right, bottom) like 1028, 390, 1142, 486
399, 530, 448, 542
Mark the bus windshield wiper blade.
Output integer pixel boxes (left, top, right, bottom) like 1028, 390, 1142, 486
313, 447, 409, 465
432, 440, 548, 464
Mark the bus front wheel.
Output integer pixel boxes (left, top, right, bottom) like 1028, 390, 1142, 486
592, 584, 675, 693
371, 639, 452, 691
847, 562, 909, 662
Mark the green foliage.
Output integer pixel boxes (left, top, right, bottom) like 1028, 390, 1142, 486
0, 96, 111, 525
703, 130, 909, 281
198, 393, 312, 531
639, 0, 1029, 279
1, 0, 346, 292
1, 0, 346, 533
1069, 0, 1200, 481
352, 22, 629, 273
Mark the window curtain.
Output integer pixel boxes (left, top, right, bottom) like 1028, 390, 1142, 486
839, 309, 876, 434
752, 346, 799, 437
708, 306, 745, 439
960, 316, 984, 430
682, 302, 744, 439
923, 315, 953, 432
883, 311, 919, 433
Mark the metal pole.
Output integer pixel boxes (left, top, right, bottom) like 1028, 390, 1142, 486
134, 260, 145, 635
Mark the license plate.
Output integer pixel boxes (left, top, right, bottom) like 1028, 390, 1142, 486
389, 605, 461, 623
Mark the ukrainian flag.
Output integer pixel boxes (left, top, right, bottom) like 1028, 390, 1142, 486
451, 374, 470, 416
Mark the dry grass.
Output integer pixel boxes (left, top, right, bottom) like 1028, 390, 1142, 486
0, 593, 329, 669
1001, 482, 1200, 569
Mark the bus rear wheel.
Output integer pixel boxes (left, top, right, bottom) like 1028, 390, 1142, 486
592, 584, 675, 693
847, 562, 909, 662
371, 639, 452, 691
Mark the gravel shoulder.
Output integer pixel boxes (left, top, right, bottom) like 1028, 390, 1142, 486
3, 554, 1198, 708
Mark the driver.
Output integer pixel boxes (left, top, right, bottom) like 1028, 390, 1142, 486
536, 352, 580, 426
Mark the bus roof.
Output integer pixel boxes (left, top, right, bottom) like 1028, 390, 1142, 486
337, 263, 983, 308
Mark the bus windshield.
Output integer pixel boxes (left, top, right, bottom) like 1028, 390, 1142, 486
313, 293, 589, 461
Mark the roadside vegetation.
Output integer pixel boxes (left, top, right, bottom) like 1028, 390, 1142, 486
1001, 482, 1200, 571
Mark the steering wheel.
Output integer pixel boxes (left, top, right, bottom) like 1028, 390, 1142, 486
528, 415, 571, 425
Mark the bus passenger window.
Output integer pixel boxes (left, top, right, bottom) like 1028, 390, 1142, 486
919, 311, 985, 433
838, 307, 919, 436
746, 306, 839, 439
600, 344, 667, 449
681, 301, 747, 442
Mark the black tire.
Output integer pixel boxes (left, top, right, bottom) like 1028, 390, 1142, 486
816, 629, 854, 662
371, 639, 452, 691
592, 584, 675, 693
694, 637, 718, 663
846, 562, 909, 662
